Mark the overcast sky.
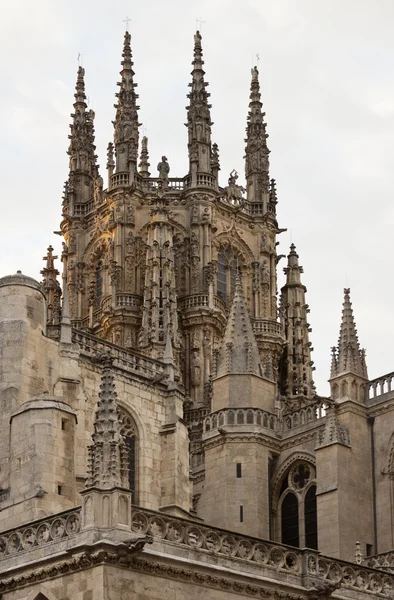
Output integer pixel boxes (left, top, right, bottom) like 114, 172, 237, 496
1, 0, 394, 395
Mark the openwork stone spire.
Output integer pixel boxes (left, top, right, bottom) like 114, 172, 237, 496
331, 288, 368, 378
67, 66, 98, 177
138, 135, 151, 177
216, 275, 261, 377
113, 31, 140, 176
280, 244, 315, 397
244, 66, 270, 203
186, 31, 213, 178
85, 354, 129, 490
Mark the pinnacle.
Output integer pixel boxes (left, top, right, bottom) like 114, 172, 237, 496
283, 244, 303, 284
331, 288, 368, 379
121, 31, 133, 73
74, 66, 86, 106
85, 357, 129, 490
216, 274, 262, 377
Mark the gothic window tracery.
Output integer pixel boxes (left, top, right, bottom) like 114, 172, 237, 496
275, 461, 317, 549
118, 408, 138, 503
217, 246, 240, 303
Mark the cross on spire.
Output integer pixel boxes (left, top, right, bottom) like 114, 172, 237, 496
123, 16, 131, 31
196, 17, 206, 31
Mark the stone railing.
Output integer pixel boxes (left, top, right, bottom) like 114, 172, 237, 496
365, 551, 394, 573
178, 294, 226, 313
129, 505, 394, 596
72, 330, 166, 381
368, 371, 394, 401
253, 319, 283, 337
306, 551, 394, 596
116, 293, 142, 309
0, 508, 81, 559
283, 399, 329, 431
184, 407, 211, 426
111, 171, 130, 188
203, 407, 277, 434
130, 506, 301, 574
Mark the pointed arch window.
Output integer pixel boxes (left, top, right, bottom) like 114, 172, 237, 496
95, 260, 103, 307
118, 409, 138, 503
275, 461, 318, 550
281, 492, 299, 547
217, 246, 240, 303
305, 484, 318, 549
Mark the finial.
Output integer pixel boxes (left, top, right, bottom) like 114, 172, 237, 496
139, 135, 151, 177
74, 66, 86, 105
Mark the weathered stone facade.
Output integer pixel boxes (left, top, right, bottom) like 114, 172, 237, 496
1, 29, 394, 600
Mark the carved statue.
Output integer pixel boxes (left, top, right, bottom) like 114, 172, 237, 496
157, 156, 170, 180
223, 170, 246, 207
190, 350, 201, 387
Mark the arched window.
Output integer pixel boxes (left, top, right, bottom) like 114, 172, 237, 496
95, 260, 103, 307
281, 492, 299, 547
217, 246, 239, 303
118, 408, 138, 503
305, 485, 318, 549
276, 461, 318, 550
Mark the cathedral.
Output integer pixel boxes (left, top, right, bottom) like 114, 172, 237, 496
1, 29, 394, 600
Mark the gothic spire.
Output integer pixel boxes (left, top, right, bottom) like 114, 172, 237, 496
331, 289, 368, 379
216, 274, 262, 377
186, 31, 213, 180
113, 31, 140, 178
280, 244, 315, 397
244, 66, 270, 204
85, 354, 129, 490
138, 135, 151, 177
67, 66, 98, 178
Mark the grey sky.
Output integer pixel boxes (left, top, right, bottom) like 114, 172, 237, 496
1, 0, 394, 395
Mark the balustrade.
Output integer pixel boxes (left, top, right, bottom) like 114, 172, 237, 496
116, 293, 142, 309
203, 407, 277, 433
368, 371, 394, 400
0, 508, 81, 559
283, 399, 329, 431
253, 319, 283, 337
129, 505, 394, 596
111, 171, 130, 188
72, 329, 165, 381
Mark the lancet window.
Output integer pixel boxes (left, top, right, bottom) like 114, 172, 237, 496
95, 260, 103, 307
118, 408, 138, 503
276, 461, 317, 549
217, 246, 240, 303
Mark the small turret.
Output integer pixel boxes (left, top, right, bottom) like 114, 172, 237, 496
81, 353, 134, 536
216, 274, 261, 378
186, 31, 213, 184
113, 31, 140, 179
244, 66, 270, 206
280, 244, 315, 397
330, 289, 368, 402
213, 274, 276, 412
